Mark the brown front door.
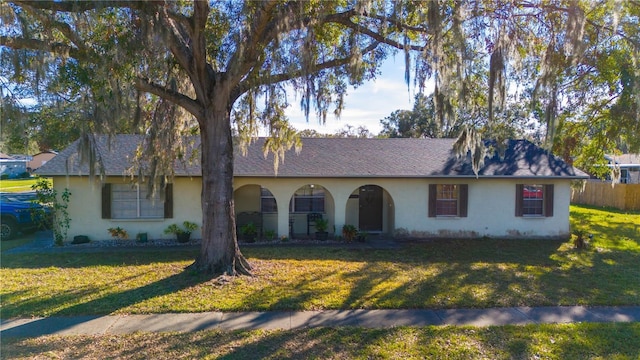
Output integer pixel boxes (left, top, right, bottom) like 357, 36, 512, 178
359, 185, 383, 231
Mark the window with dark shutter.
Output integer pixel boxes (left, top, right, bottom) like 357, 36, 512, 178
164, 184, 173, 218
516, 184, 554, 217
544, 184, 554, 217
103, 183, 170, 219
429, 184, 468, 217
102, 184, 111, 219
428, 184, 437, 217
515, 184, 524, 217
459, 184, 468, 217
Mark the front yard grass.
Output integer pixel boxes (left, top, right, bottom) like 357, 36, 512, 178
1, 205, 638, 318
0, 236, 36, 252
0, 177, 48, 193
3, 323, 640, 359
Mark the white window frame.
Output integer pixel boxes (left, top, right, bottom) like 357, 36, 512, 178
111, 184, 164, 219
435, 184, 459, 217
522, 184, 544, 216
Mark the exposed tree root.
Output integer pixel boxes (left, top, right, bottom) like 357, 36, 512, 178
188, 254, 253, 277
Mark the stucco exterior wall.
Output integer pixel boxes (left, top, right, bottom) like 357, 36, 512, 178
54, 176, 202, 241
55, 175, 572, 242
234, 177, 572, 240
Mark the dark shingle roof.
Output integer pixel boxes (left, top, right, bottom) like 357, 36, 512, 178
37, 135, 588, 179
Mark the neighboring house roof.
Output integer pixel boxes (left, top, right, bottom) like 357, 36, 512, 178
37, 134, 588, 179
27, 151, 58, 170
0, 152, 14, 160
605, 154, 640, 167
10, 154, 32, 161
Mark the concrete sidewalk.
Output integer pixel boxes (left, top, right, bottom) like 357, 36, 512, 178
2, 306, 639, 338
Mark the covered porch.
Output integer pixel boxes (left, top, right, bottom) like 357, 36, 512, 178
233, 179, 395, 240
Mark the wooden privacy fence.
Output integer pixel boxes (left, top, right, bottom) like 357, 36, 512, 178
571, 181, 640, 211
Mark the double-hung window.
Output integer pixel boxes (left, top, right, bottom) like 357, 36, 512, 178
428, 184, 468, 217
102, 183, 172, 219
260, 187, 277, 213
516, 184, 553, 217
290, 185, 325, 213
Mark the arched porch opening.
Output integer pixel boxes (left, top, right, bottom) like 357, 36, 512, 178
288, 184, 335, 239
345, 184, 395, 234
233, 184, 278, 241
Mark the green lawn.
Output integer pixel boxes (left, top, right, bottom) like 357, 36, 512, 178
0, 236, 36, 252
0, 177, 49, 192
1, 205, 638, 319
3, 323, 639, 359
1, 205, 639, 358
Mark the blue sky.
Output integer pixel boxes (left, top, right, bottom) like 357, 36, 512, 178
286, 55, 419, 135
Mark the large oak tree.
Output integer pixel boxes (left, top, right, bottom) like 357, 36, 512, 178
2, 1, 638, 274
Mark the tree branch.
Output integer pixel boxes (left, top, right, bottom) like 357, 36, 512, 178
585, 18, 640, 48
135, 78, 203, 119
155, 6, 205, 101
326, 13, 424, 51
233, 42, 380, 98
366, 13, 428, 33
153, 2, 217, 106
190, 1, 213, 99
0, 35, 88, 60
21, 7, 99, 61
13, 0, 149, 12
225, 0, 283, 84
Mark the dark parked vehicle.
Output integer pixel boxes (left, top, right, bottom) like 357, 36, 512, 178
0, 195, 51, 240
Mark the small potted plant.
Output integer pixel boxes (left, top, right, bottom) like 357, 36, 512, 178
164, 221, 199, 243
264, 229, 276, 241
357, 230, 368, 243
342, 224, 357, 242
108, 226, 128, 240
573, 228, 587, 249
315, 218, 329, 241
136, 232, 148, 243
239, 222, 258, 243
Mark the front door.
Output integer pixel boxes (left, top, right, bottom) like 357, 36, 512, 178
359, 185, 382, 231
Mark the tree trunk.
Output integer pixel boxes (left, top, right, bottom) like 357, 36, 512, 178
190, 102, 252, 276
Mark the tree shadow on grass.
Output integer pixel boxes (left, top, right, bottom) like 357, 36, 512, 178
0, 248, 199, 269
479, 323, 640, 359
244, 238, 566, 266
4, 324, 640, 359
343, 244, 640, 310
2, 266, 211, 322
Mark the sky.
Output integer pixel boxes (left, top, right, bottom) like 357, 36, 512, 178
284, 55, 418, 135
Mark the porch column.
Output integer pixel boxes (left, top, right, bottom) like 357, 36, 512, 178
333, 193, 349, 237
272, 192, 291, 239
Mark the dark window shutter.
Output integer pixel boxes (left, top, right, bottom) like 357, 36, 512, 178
515, 184, 524, 217
544, 184, 554, 217
459, 184, 468, 217
102, 183, 111, 219
428, 184, 436, 217
164, 183, 173, 219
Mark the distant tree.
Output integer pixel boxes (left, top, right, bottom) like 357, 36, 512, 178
380, 93, 459, 138
379, 92, 532, 144
297, 129, 325, 138
333, 125, 372, 138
